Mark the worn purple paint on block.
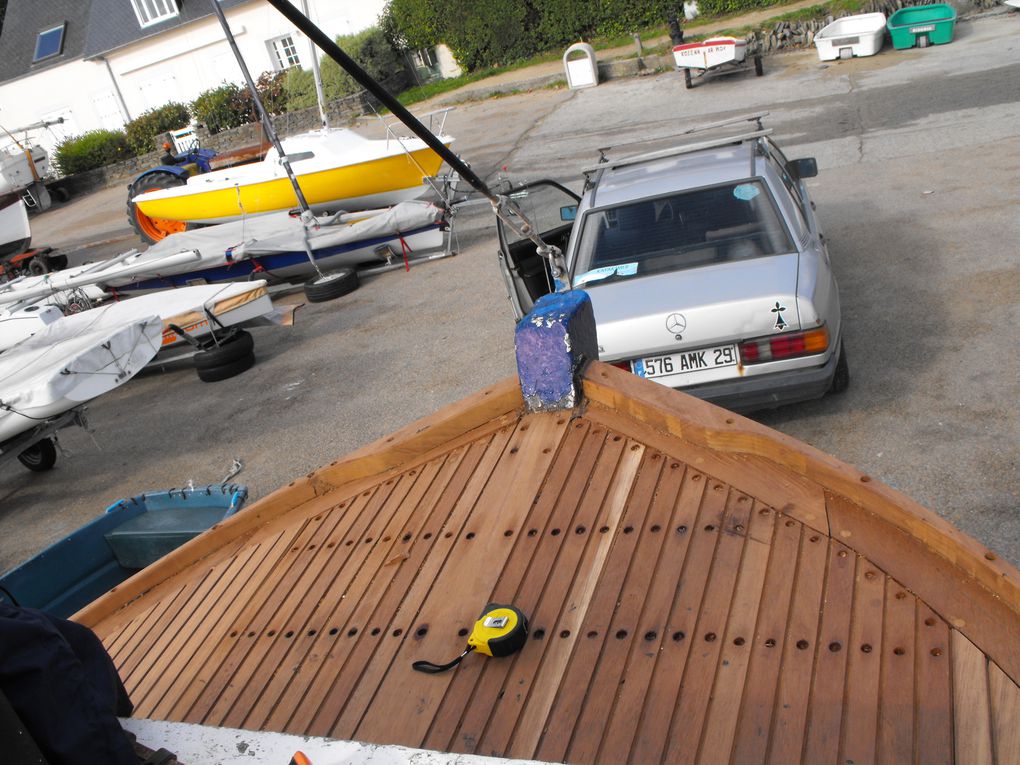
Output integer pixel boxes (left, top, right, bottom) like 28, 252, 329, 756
514, 291, 598, 411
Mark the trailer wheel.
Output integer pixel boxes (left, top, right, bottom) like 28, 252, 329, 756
303, 268, 359, 303
127, 171, 189, 245
193, 329, 254, 369
197, 352, 255, 383
18, 438, 57, 472
28, 258, 49, 276
683, 68, 693, 90
754, 55, 764, 76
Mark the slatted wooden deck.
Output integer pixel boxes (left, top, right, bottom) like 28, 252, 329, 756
79, 365, 1020, 763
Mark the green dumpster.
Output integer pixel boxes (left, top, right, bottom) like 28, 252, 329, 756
887, 4, 958, 49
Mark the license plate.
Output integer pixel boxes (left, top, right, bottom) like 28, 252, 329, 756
632, 345, 738, 379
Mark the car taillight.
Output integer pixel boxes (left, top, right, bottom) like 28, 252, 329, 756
610, 361, 632, 371
739, 326, 829, 364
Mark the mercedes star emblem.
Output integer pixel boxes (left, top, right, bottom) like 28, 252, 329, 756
665, 313, 687, 338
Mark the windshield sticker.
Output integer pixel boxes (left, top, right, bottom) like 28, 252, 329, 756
574, 262, 638, 287
733, 184, 760, 201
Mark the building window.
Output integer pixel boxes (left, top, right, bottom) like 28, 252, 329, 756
130, 0, 180, 29
268, 35, 301, 71
411, 48, 436, 69
33, 23, 66, 62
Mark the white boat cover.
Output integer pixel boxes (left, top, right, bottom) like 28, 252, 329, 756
140, 200, 443, 263
0, 310, 162, 442
0, 282, 271, 354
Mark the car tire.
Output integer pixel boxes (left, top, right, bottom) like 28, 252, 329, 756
193, 329, 254, 369
27, 258, 49, 276
18, 438, 57, 472
303, 268, 359, 303
829, 343, 850, 394
197, 351, 255, 382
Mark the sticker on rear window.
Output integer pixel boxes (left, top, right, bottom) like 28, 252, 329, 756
574, 262, 638, 287
733, 184, 759, 201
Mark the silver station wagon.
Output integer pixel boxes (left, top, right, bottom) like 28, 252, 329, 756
497, 113, 848, 412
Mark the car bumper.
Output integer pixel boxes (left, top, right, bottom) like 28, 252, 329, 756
677, 339, 842, 413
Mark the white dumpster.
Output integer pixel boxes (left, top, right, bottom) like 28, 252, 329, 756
563, 43, 599, 89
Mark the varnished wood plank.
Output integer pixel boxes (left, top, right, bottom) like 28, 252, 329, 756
424, 418, 597, 755
507, 437, 646, 760
664, 488, 755, 765
76, 382, 522, 630
801, 540, 856, 763
592, 468, 706, 764
107, 584, 185, 666
560, 458, 689, 765
229, 469, 424, 730
952, 629, 993, 765
729, 513, 801, 763
826, 491, 1020, 687
316, 425, 519, 739
623, 473, 730, 765
463, 424, 624, 757
584, 404, 827, 535
762, 525, 829, 764
877, 578, 916, 764
988, 660, 1020, 764
691, 499, 776, 765
132, 540, 265, 716
583, 364, 1020, 671
838, 558, 886, 765
351, 414, 569, 745
533, 446, 663, 763
915, 603, 952, 765
253, 442, 481, 732
180, 499, 363, 726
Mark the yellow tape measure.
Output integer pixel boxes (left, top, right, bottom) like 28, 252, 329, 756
412, 603, 529, 673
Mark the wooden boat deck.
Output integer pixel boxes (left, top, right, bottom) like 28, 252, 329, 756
78, 365, 1020, 763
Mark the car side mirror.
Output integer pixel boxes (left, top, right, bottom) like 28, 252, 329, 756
788, 157, 818, 179
560, 205, 577, 222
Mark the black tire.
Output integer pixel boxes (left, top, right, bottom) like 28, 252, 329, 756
303, 268, 359, 303
193, 329, 254, 369
197, 351, 255, 382
683, 68, 693, 90
754, 55, 764, 77
27, 258, 48, 276
127, 171, 189, 245
45, 253, 68, 271
829, 343, 850, 394
17, 438, 57, 472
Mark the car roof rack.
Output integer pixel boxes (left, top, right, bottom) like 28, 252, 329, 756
582, 112, 771, 175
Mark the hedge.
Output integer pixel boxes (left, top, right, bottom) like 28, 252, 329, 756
124, 102, 190, 155
53, 129, 133, 175
381, 0, 776, 69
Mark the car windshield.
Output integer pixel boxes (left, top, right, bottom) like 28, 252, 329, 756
571, 180, 795, 286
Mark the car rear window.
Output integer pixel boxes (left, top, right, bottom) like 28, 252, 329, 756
572, 180, 794, 285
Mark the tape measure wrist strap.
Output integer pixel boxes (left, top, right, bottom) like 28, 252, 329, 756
412, 646, 473, 674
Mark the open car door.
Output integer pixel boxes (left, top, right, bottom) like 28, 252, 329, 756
495, 180, 581, 320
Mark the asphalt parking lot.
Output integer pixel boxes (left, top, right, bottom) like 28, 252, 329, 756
2, 9, 1017, 573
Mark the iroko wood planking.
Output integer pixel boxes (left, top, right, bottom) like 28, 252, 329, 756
88, 383, 1020, 763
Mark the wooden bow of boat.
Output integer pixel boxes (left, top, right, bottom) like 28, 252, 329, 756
75, 294, 1020, 763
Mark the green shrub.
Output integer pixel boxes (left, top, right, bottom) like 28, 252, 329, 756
53, 129, 133, 175
190, 83, 254, 134
123, 102, 190, 155
283, 67, 319, 111
320, 26, 411, 99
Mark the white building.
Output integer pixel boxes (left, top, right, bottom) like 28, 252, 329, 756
0, 0, 387, 155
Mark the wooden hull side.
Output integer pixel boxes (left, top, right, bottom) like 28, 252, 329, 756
75, 363, 1020, 763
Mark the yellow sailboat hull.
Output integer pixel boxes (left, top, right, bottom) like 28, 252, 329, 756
135, 146, 446, 224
